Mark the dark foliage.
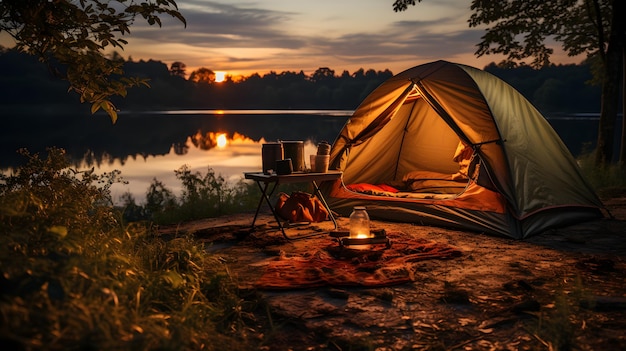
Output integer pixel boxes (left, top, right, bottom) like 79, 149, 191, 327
483, 62, 601, 114
0, 48, 600, 113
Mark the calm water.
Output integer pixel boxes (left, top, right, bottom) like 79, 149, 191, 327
1, 110, 351, 204
1, 109, 609, 204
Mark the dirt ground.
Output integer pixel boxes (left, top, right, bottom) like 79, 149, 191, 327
159, 197, 626, 351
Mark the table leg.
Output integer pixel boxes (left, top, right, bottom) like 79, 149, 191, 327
251, 180, 290, 238
312, 180, 338, 230
250, 179, 333, 240
250, 180, 269, 228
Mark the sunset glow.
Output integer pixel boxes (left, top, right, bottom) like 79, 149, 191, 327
215, 71, 226, 83
0, 1, 586, 86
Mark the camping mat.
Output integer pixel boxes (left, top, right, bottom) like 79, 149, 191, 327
254, 232, 462, 289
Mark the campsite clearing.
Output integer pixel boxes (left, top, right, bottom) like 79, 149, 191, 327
159, 195, 626, 350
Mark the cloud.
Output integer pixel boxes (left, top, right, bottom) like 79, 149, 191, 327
118, 1, 514, 75
277, 16, 485, 69
130, 1, 305, 48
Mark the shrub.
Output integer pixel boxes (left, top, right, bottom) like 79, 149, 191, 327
0, 148, 256, 350
129, 165, 261, 225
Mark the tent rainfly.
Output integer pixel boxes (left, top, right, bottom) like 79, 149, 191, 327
322, 60, 606, 239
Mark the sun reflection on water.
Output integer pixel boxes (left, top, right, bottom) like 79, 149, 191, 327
84, 133, 317, 205
216, 133, 227, 148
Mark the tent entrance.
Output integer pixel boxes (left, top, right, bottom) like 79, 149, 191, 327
342, 92, 473, 197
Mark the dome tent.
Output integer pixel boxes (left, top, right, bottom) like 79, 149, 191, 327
322, 60, 605, 239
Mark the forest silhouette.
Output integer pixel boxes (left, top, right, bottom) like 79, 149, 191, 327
0, 48, 601, 113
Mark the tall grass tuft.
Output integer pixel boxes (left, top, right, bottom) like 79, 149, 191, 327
0, 148, 258, 350
577, 151, 626, 198
529, 276, 592, 351
120, 164, 312, 225
121, 165, 261, 225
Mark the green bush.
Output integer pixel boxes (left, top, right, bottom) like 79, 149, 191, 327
131, 165, 260, 224
0, 148, 257, 350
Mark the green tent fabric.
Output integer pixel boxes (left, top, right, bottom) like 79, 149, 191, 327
323, 60, 605, 239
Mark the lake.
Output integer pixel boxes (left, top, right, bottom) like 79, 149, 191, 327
0, 109, 609, 204
1, 110, 351, 204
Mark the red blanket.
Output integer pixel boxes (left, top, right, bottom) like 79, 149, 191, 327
254, 232, 462, 289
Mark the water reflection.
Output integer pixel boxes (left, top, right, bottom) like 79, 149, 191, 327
86, 133, 318, 204
1, 111, 349, 204
190, 131, 235, 151
1, 111, 349, 168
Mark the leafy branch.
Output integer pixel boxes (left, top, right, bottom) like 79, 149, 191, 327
0, 0, 186, 123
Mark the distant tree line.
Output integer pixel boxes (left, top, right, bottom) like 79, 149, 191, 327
483, 61, 602, 114
0, 47, 600, 114
117, 60, 395, 110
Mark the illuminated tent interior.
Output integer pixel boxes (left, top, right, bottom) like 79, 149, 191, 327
322, 60, 605, 239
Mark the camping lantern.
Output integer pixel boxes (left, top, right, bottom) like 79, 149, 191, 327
331, 206, 391, 249
349, 206, 371, 239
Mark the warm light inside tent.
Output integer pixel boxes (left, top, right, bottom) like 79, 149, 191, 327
405, 85, 421, 102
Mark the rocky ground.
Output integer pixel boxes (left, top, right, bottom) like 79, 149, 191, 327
159, 197, 626, 351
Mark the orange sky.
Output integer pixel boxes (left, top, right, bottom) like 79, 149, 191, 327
133, 0, 585, 78
2, 1, 584, 79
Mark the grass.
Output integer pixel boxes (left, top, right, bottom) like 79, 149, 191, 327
576, 151, 626, 197
0, 148, 263, 350
525, 276, 597, 351
117, 164, 261, 224
118, 164, 311, 225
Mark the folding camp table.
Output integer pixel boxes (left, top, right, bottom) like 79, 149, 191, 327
244, 171, 342, 239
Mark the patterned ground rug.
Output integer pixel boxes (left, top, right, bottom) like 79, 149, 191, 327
254, 232, 462, 289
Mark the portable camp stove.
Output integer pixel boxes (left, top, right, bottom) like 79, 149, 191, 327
330, 228, 392, 249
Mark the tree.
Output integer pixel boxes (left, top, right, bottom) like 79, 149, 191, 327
393, 0, 625, 166
310, 67, 336, 83
0, 0, 186, 123
169, 61, 187, 78
189, 68, 216, 84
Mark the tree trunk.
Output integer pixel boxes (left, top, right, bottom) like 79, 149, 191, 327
621, 47, 626, 167
595, 0, 624, 166
595, 60, 620, 165
616, 0, 626, 167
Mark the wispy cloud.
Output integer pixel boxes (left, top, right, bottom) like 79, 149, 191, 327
131, 1, 303, 48
116, 0, 578, 76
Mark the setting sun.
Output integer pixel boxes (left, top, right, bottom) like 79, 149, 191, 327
216, 133, 227, 148
215, 71, 227, 83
